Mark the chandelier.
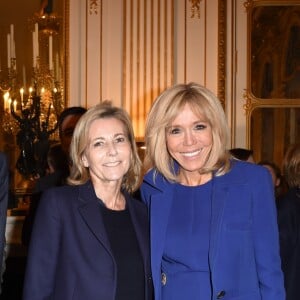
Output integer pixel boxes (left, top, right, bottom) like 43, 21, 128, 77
0, 6, 64, 179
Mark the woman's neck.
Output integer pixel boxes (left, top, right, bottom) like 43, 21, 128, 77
93, 181, 126, 210
178, 171, 212, 186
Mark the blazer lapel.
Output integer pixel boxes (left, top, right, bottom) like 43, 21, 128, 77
209, 176, 229, 264
209, 167, 245, 265
149, 188, 174, 284
126, 197, 148, 260
77, 182, 112, 254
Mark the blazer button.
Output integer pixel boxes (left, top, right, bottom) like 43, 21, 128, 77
216, 290, 226, 299
161, 272, 167, 286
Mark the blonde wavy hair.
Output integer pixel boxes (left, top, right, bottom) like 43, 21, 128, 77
144, 82, 231, 182
68, 101, 142, 193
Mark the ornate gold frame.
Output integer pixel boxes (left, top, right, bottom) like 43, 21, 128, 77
64, 0, 70, 106
218, 0, 227, 108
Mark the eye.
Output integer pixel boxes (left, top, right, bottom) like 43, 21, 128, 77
93, 140, 105, 147
194, 123, 207, 130
168, 127, 181, 135
115, 136, 126, 143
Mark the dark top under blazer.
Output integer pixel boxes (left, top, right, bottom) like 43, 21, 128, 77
23, 181, 153, 300
140, 160, 285, 300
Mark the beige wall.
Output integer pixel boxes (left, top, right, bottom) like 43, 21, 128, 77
0, 0, 249, 148
68, 0, 250, 144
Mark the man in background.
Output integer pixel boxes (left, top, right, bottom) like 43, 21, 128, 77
58, 106, 87, 156
229, 148, 255, 163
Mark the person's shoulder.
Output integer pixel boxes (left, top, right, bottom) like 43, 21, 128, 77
142, 168, 167, 185
0, 152, 8, 167
126, 192, 148, 219
230, 159, 268, 174
277, 189, 300, 216
0, 152, 6, 160
38, 185, 81, 212
42, 184, 78, 199
141, 168, 171, 194
0, 152, 8, 180
126, 190, 145, 205
218, 160, 270, 184
279, 188, 300, 205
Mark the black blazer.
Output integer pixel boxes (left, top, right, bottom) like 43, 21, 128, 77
277, 187, 300, 300
23, 181, 153, 300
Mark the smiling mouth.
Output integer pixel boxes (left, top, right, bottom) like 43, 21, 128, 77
181, 150, 201, 157
104, 161, 121, 167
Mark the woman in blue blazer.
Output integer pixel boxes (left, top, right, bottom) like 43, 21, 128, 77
140, 83, 285, 300
23, 102, 153, 300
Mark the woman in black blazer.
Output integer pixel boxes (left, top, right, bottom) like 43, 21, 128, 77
23, 102, 153, 300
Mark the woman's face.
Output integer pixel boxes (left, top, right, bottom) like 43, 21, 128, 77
82, 117, 131, 185
166, 103, 213, 177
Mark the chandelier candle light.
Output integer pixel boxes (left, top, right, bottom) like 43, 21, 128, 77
1, 17, 64, 179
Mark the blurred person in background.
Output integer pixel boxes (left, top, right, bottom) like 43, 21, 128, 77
277, 144, 300, 300
229, 148, 255, 163
58, 106, 87, 156
258, 160, 287, 201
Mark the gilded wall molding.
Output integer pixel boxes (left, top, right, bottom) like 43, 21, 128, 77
189, 0, 202, 18
218, 0, 226, 108
122, 0, 174, 139
89, 0, 99, 15
64, 0, 70, 105
243, 0, 253, 12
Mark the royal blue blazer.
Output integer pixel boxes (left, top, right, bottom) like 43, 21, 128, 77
23, 181, 153, 300
140, 160, 285, 300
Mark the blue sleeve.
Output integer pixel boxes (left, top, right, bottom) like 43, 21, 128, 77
252, 167, 285, 299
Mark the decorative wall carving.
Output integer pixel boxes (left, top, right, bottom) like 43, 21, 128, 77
189, 0, 202, 18
218, 0, 226, 107
89, 0, 99, 15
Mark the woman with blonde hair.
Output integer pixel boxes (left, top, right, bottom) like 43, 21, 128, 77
140, 82, 285, 300
23, 101, 153, 300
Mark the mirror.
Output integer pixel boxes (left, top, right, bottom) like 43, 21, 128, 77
246, 0, 300, 168
251, 4, 300, 99
251, 107, 300, 166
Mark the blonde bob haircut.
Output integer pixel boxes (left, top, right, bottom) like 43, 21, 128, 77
282, 144, 300, 188
68, 101, 142, 193
144, 82, 231, 182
